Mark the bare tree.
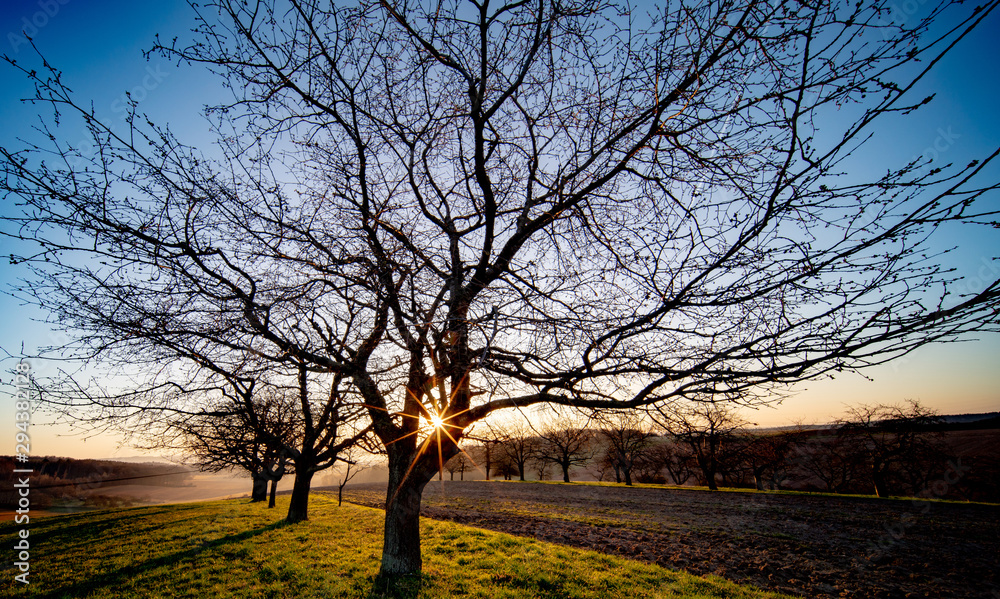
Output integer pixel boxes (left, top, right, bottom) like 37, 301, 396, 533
4, 0, 1000, 580
656, 402, 749, 490
737, 431, 794, 491
493, 419, 537, 482
531, 457, 551, 482
444, 453, 469, 481
590, 449, 616, 482
334, 446, 370, 507
838, 400, 944, 497
464, 424, 505, 481
28, 353, 369, 522
596, 412, 656, 486
534, 412, 596, 483
648, 440, 698, 486
178, 393, 295, 508
492, 450, 518, 480
792, 429, 866, 493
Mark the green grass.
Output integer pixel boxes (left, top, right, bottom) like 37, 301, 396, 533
1, 495, 794, 599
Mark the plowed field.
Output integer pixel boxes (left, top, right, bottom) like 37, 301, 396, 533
339, 480, 999, 599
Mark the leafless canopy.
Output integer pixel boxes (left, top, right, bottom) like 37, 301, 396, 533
3, 0, 999, 577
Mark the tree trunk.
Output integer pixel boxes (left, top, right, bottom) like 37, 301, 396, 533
286, 468, 314, 523
623, 466, 633, 486
561, 462, 570, 483
698, 454, 719, 491
703, 461, 719, 491
250, 474, 268, 502
872, 465, 890, 498
379, 458, 428, 578
268, 477, 278, 508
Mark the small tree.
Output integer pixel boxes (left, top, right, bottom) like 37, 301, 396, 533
838, 400, 944, 497
492, 452, 518, 480
494, 419, 537, 482
596, 412, 656, 486
591, 449, 617, 482
644, 439, 697, 486
656, 403, 748, 490
792, 429, 866, 493
444, 453, 469, 481
170, 389, 295, 508
335, 446, 370, 507
531, 458, 551, 482
738, 431, 794, 491
534, 412, 596, 483
464, 426, 505, 481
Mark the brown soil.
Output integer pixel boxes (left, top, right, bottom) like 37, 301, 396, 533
339, 480, 1000, 599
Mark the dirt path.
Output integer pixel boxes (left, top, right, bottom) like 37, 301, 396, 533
339, 481, 1000, 599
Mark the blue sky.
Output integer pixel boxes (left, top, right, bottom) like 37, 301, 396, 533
1, 1, 997, 457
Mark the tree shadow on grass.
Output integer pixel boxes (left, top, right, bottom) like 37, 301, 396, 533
29, 506, 209, 554
367, 573, 427, 599
35, 520, 291, 599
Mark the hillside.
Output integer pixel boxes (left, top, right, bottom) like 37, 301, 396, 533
0, 495, 792, 598
0, 457, 251, 517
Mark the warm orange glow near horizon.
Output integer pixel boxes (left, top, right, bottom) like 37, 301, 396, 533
3, 335, 997, 461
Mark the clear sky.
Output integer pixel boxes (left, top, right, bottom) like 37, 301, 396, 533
1, 1, 998, 459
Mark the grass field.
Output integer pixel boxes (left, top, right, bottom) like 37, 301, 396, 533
1, 495, 793, 598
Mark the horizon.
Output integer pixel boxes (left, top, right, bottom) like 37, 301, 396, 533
12, 407, 1000, 463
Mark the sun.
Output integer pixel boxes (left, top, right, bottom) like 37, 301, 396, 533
429, 413, 445, 429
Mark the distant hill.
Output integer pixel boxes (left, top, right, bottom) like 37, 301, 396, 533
939, 412, 1000, 425
97, 455, 186, 465
755, 411, 1000, 434
0, 456, 197, 512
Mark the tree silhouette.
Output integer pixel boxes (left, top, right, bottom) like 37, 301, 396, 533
655, 402, 749, 490
3, 0, 999, 580
533, 411, 596, 483
838, 400, 944, 497
493, 418, 538, 482
444, 452, 469, 481
595, 412, 655, 486
179, 393, 295, 508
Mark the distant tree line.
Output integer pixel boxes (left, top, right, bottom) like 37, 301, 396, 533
446, 402, 1000, 503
